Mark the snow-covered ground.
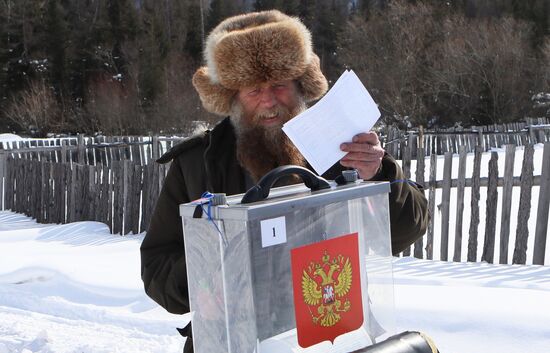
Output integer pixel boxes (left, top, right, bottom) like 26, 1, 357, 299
0, 212, 186, 353
1, 211, 549, 353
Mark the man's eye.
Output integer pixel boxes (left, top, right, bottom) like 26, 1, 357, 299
273, 84, 286, 89
248, 89, 260, 96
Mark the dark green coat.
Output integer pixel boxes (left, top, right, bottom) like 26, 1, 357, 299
140, 117, 428, 314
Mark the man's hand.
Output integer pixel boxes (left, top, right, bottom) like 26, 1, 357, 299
340, 132, 385, 180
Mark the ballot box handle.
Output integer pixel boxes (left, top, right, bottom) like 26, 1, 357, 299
241, 165, 331, 204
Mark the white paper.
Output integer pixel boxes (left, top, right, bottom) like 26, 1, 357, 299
260, 216, 287, 248
282, 70, 381, 175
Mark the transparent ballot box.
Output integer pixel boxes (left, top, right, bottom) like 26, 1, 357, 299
180, 168, 396, 353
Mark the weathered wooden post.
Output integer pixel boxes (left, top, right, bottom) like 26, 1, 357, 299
467, 146, 482, 262
499, 145, 515, 264
512, 144, 534, 265
426, 153, 437, 260
414, 137, 425, 259
77, 134, 85, 164
533, 143, 550, 265
528, 125, 537, 144
60, 139, 68, 164
151, 135, 160, 162
440, 152, 453, 261
0, 144, 5, 210
453, 146, 467, 262
482, 152, 499, 264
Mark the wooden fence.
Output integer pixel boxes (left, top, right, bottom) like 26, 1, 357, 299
0, 135, 185, 167
400, 142, 550, 266
0, 156, 168, 235
0, 135, 184, 235
1, 118, 548, 166
0, 122, 549, 265
383, 117, 550, 159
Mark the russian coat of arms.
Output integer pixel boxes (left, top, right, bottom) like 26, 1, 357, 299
301, 250, 353, 327
291, 232, 364, 348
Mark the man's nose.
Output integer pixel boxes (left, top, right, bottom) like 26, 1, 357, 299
259, 88, 276, 108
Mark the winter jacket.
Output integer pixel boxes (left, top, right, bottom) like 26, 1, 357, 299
140, 117, 428, 314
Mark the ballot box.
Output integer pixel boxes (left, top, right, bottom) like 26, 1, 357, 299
180, 167, 396, 353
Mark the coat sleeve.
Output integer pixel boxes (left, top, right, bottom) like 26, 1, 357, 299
140, 158, 191, 314
370, 153, 429, 255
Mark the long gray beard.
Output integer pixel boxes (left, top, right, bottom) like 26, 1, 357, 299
231, 101, 308, 183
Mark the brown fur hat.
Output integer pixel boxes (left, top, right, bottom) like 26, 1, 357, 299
192, 10, 328, 115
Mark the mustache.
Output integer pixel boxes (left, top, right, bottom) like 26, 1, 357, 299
254, 105, 291, 120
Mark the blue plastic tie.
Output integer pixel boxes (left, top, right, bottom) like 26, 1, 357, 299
198, 191, 226, 246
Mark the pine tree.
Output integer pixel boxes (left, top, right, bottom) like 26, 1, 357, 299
184, 1, 205, 60
44, 0, 68, 95
207, 0, 236, 32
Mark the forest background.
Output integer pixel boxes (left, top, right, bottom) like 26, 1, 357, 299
0, 0, 549, 137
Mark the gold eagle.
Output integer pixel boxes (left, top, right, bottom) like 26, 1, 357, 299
301, 253, 353, 326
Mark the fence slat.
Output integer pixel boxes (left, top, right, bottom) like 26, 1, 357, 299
426, 153, 437, 260
482, 152, 499, 264
440, 152, 453, 261
512, 144, 534, 264
144, 163, 152, 231
67, 164, 76, 222
87, 165, 97, 221
414, 147, 425, 259
0, 152, 4, 210
533, 142, 550, 265
27, 160, 35, 216
123, 160, 132, 234
467, 146, 482, 262
39, 162, 47, 223
107, 166, 114, 232
113, 161, 123, 234
152, 136, 159, 161
58, 164, 66, 223
132, 164, 143, 234
402, 139, 412, 257
499, 144, 516, 264
453, 147, 467, 262
4, 157, 11, 210
54, 163, 62, 223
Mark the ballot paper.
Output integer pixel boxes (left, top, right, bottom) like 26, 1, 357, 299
282, 70, 381, 175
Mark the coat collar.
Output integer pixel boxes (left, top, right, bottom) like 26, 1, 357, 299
203, 117, 246, 195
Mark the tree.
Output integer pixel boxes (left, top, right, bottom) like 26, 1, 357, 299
432, 16, 539, 125
44, 0, 68, 95
338, 1, 440, 127
6, 80, 61, 136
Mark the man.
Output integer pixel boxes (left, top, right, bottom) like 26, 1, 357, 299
140, 8, 428, 344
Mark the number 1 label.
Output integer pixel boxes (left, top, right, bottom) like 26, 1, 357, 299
260, 216, 287, 248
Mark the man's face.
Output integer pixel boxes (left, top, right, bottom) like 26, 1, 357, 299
232, 80, 307, 182
235, 80, 302, 129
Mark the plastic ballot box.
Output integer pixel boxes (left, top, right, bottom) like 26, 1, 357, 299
179, 167, 396, 353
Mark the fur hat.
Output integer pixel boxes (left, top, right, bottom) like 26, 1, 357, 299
192, 10, 328, 116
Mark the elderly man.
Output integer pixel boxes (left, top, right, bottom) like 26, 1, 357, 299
141, 8, 428, 337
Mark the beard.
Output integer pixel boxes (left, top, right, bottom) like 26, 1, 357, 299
232, 99, 308, 183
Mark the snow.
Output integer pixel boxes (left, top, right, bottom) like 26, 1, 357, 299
1, 211, 549, 352
0, 212, 187, 353
0, 134, 24, 142
393, 257, 550, 353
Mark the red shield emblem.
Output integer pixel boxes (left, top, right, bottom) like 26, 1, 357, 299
290, 232, 364, 348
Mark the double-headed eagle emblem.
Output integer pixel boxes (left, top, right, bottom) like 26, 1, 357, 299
301, 250, 353, 327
